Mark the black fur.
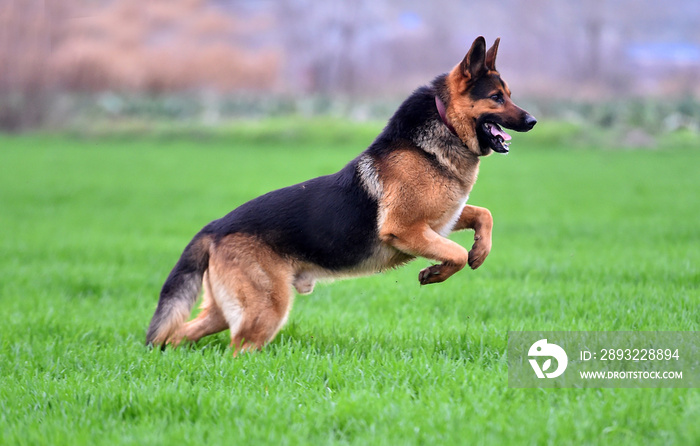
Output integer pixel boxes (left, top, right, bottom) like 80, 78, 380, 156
146, 234, 209, 346
202, 161, 379, 270
366, 74, 461, 163
370, 75, 449, 151
197, 76, 456, 271
147, 37, 537, 349
468, 73, 503, 101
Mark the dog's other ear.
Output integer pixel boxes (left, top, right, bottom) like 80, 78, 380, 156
485, 37, 500, 71
460, 36, 487, 81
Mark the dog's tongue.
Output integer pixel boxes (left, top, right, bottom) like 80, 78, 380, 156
490, 125, 512, 141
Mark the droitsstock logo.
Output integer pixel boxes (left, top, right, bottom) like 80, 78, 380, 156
528, 339, 568, 379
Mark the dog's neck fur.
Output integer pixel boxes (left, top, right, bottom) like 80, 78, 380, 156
413, 76, 480, 185
435, 95, 458, 137
412, 112, 480, 187
367, 74, 481, 188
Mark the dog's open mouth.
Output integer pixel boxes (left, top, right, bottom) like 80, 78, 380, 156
481, 122, 512, 153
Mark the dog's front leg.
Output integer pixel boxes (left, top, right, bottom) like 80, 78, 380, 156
380, 223, 469, 285
453, 205, 493, 269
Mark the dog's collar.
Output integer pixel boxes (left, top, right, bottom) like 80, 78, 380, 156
435, 95, 458, 137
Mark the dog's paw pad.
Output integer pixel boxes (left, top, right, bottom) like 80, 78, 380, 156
418, 264, 442, 285
468, 249, 486, 269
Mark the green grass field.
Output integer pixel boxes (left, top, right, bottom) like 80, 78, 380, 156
1, 119, 698, 445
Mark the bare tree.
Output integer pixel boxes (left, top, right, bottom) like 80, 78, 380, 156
0, 0, 71, 130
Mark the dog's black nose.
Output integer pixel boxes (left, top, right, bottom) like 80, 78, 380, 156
524, 114, 537, 130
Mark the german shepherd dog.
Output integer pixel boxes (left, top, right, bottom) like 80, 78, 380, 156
146, 37, 536, 354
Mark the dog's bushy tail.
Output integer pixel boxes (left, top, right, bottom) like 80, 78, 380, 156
146, 232, 211, 347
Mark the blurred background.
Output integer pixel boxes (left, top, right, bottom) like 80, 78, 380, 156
2, 0, 700, 132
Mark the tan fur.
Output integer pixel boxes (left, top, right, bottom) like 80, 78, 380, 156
155, 37, 530, 355
485, 37, 500, 71
168, 271, 228, 347
375, 147, 484, 285
454, 205, 493, 269
148, 300, 192, 346
210, 234, 295, 355
445, 72, 481, 156
165, 234, 295, 355
445, 39, 523, 158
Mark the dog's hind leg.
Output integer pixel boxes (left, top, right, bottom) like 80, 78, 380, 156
169, 271, 229, 346
229, 276, 294, 356
208, 234, 295, 356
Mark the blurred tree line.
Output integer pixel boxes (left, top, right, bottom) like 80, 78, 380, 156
1, 0, 699, 131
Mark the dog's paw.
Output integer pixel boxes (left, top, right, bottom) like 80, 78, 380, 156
468, 240, 491, 270
419, 264, 444, 285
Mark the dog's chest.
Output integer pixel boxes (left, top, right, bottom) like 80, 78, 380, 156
435, 194, 469, 236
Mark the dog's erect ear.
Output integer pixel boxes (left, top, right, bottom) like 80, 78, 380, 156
485, 37, 500, 71
460, 36, 487, 81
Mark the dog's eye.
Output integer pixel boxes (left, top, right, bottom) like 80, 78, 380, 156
490, 94, 504, 104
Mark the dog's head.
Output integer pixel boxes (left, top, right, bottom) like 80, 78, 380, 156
444, 37, 536, 156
